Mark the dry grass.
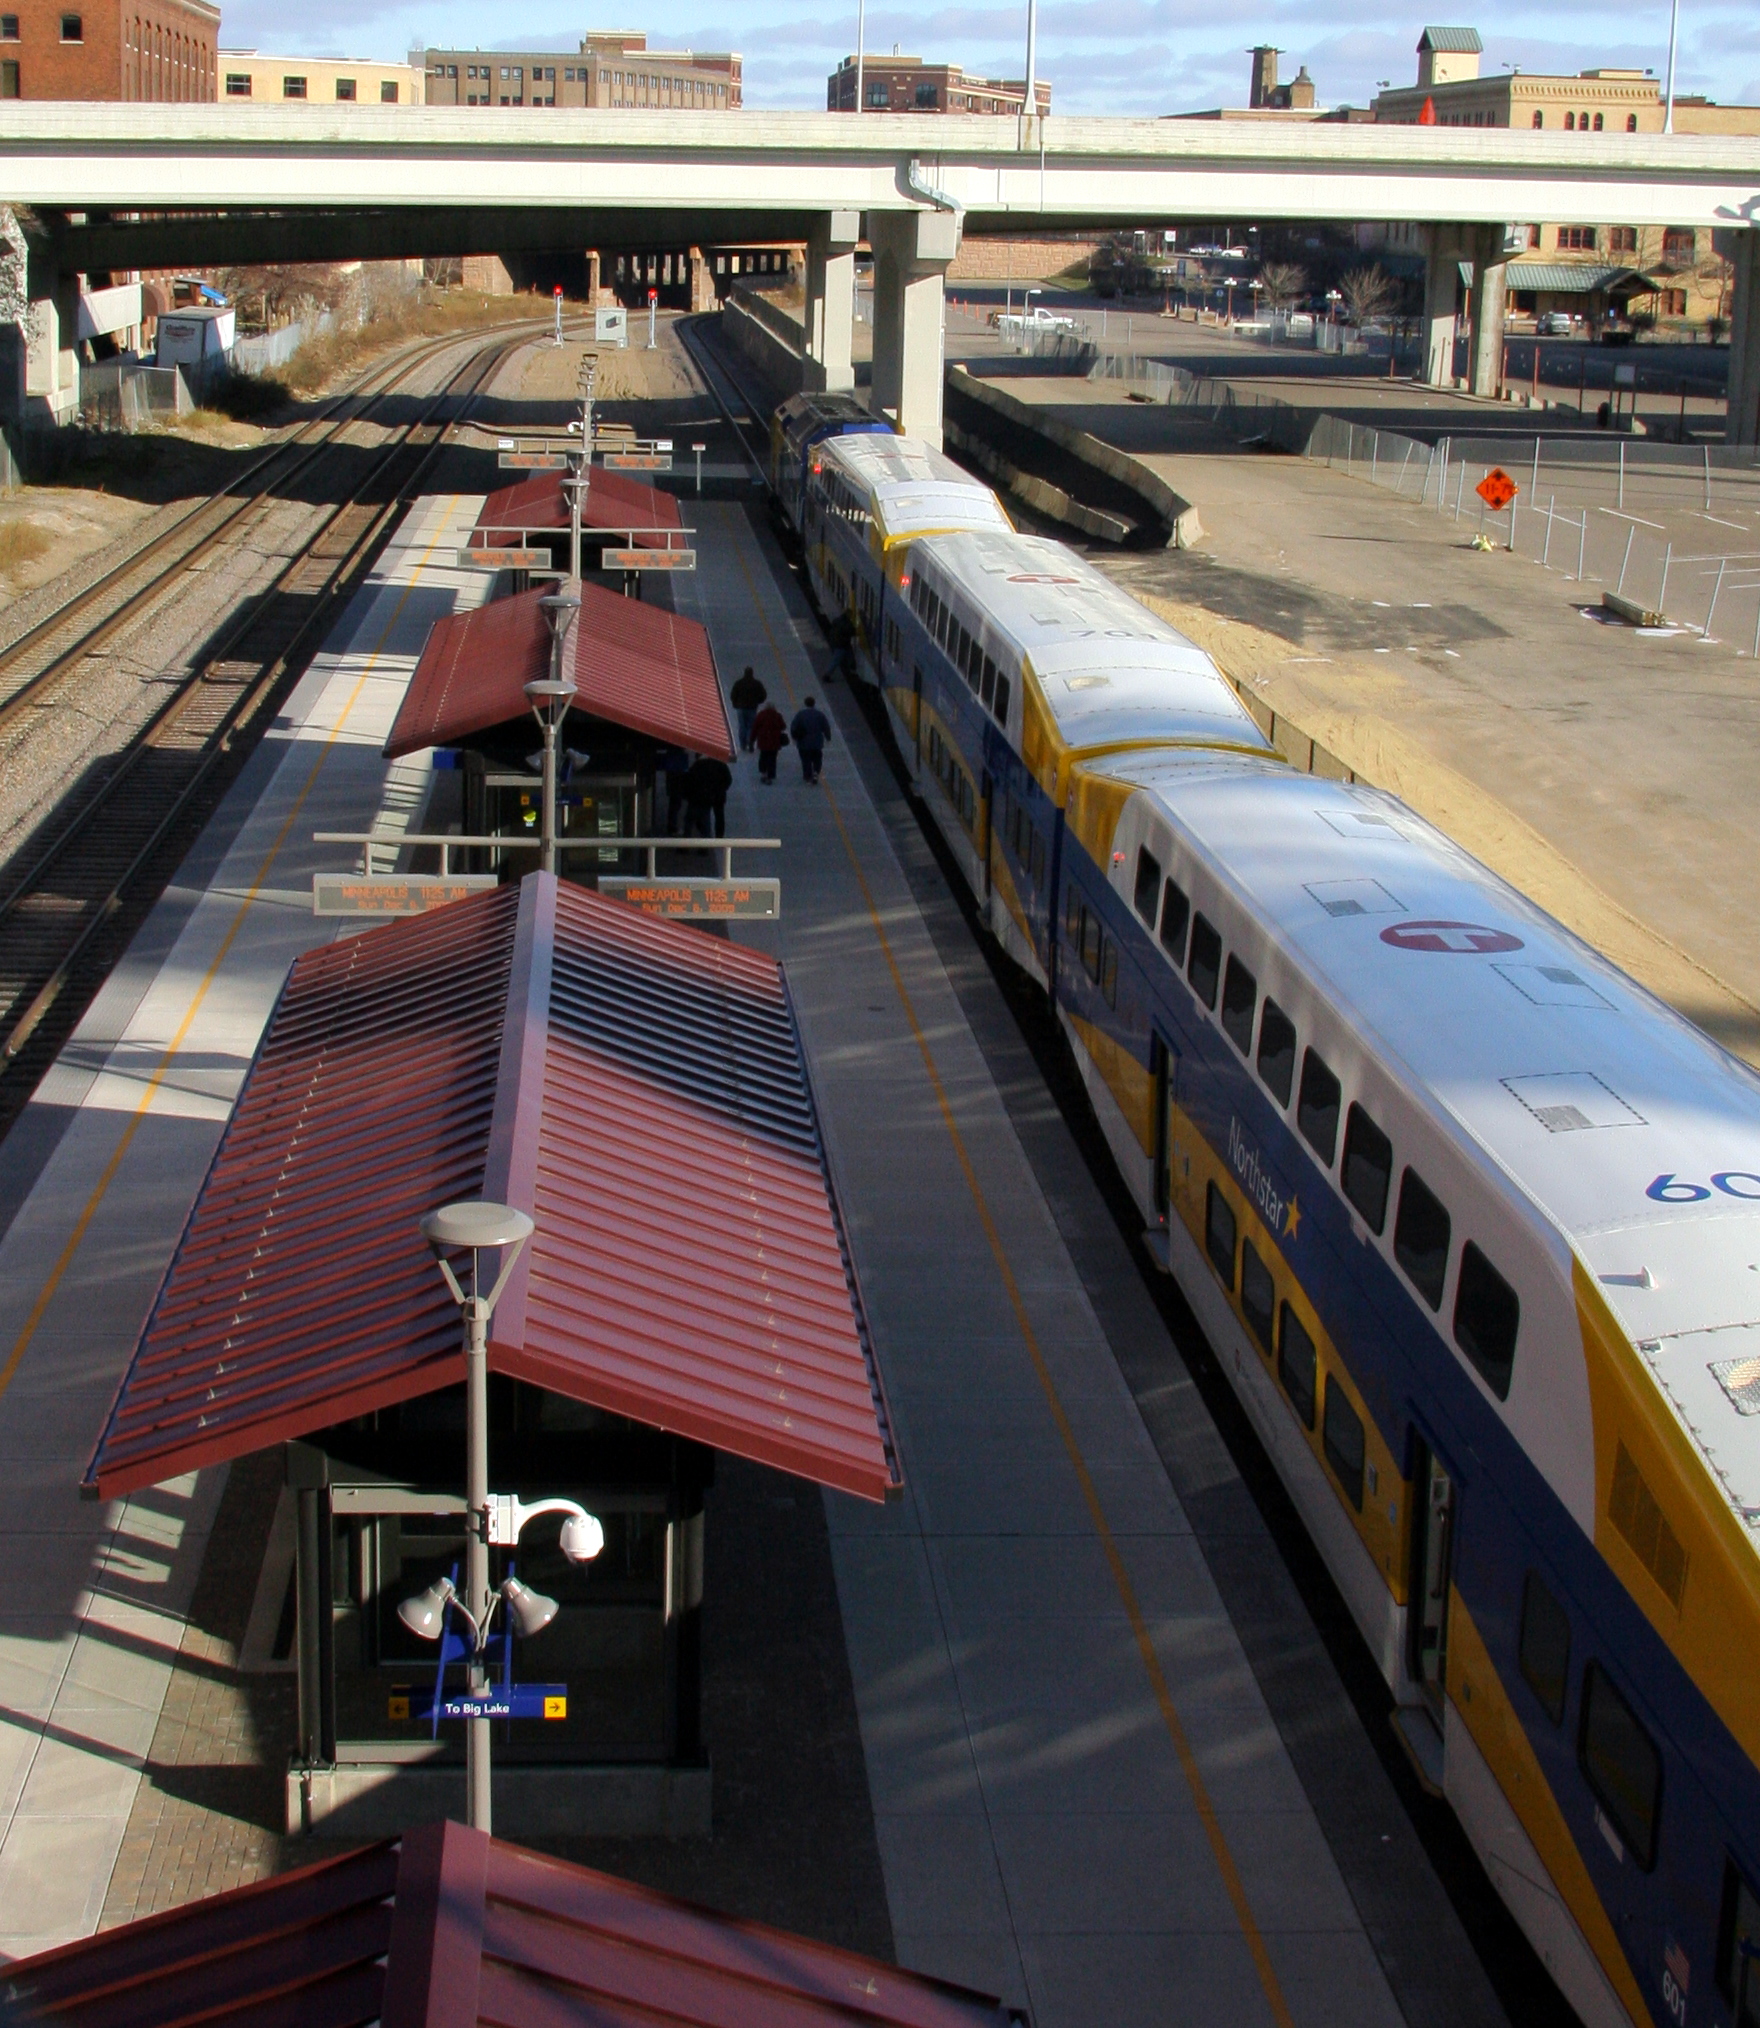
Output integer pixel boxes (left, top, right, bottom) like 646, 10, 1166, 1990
280, 289, 545, 396
0, 518, 54, 577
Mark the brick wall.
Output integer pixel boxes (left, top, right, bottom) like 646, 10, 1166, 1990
10, 0, 216, 99
947, 236, 1103, 282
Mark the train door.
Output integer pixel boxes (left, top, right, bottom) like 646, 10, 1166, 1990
1409, 1438, 1456, 1727
1151, 1035, 1174, 1222
980, 770, 993, 902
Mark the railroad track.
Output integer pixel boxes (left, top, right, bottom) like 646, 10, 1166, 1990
0, 320, 539, 1125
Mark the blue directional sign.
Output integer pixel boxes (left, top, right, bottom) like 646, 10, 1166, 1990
411, 1684, 568, 1722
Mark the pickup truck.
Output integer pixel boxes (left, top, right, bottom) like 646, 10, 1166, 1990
995, 304, 1082, 341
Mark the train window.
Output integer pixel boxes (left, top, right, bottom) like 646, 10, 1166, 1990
1454, 1243, 1519, 1399
1188, 914, 1222, 1010
1322, 1378, 1366, 1509
1342, 1104, 1392, 1234
1221, 957, 1257, 1055
1081, 909, 1102, 983
1134, 848, 1162, 924
1257, 1000, 1296, 1107
1518, 1571, 1571, 1725
1205, 1183, 1236, 1288
1278, 1304, 1317, 1428
1578, 1662, 1661, 1870
1717, 1861, 1760, 2027
1394, 1169, 1451, 1311
993, 671, 1011, 723
980, 655, 997, 710
1160, 880, 1190, 963
1029, 827, 1045, 884
1298, 1051, 1341, 1166
1100, 938, 1118, 1009
1066, 885, 1082, 942
1240, 1241, 1275, 1354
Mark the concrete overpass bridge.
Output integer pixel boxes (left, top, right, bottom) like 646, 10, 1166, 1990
5, 105, 1758, 440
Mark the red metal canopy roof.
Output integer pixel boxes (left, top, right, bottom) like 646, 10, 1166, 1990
85, 875, 896, 1504
1, 1821, 1012, 2028
474, 467, 683, 548
383, 579, 733, 762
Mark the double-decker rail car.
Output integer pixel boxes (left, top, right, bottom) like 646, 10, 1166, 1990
883, 521, 1760, 2028
800, 432, 1010, 678
769, 391, 891, 539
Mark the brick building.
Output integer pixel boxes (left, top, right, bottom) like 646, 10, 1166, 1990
218, 50, 424, 103
0, 0, 218, 99
423, 31, 739, 109
827, 53, 1050, 116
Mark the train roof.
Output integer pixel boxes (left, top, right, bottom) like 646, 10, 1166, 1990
917, 530, 1272, 755
775, 391, 880, 453
819, 433, 1012, 544
1114, 752, 1760, 1521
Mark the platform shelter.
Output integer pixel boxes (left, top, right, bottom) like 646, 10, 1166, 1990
384, 577, 733, 871
84, 875, 896, 1838
0, 1819, 1011, 2028
471, 467, 687, 575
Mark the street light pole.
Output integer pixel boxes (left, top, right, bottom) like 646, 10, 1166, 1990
420, 1202, 535, 1834
1663, 0, 1680, 132
854, 0, 865, 113
529, 593, 580, 879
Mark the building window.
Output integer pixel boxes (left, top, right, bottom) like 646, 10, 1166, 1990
335, 77, 355, 99
1594, 112, 1604, 130
1558, 226, 1596, 251
284, 74, 306, 97
1564, 111, 1574, 129
225, 70, 250, 95
1657, 288, 1688, 317
0, 16, 17, 38
59, 12, 81, 39
381, 79, 398, 101
1662, 226, 1695, 263
0, 57, 15, 95
1626, 113, 1637, 131
1531, 109, 1542, 127
447, 64, 456, 76
1608, 226, 1637, 253
914, 83, 937, 107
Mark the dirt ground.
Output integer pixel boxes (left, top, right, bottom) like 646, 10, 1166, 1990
518, 333, 702, 406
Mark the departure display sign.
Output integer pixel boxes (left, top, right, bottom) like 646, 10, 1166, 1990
458, 547, 552, 569
313, 874, 499, 916
599, 877, 780, 920
602, 450, 673, 471
601, 547, 695, 570
498, 451, 570, 470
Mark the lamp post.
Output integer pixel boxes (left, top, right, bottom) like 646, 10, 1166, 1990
528, 592, 580, 877
854, 0, 865, 113
1020, 0, 1038, 151
1663, 0, 1680, 132
419, 1201, 535, 1832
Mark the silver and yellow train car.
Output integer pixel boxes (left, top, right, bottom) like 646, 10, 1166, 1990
799, 432, 1010, 674
883, 522, 1760, 2028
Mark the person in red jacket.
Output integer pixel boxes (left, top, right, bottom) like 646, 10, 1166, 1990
751, 701, 788, 784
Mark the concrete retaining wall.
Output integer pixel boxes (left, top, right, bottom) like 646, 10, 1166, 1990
722, 286, 803, 397
948, 236, 1103, 282
944, 364, 1202, 548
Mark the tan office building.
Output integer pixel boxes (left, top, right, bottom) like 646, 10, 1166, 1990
1370, 27, 1758, 331
827, 53, 1050, 116
422, 32, 739, 109
218, 50, 424, 103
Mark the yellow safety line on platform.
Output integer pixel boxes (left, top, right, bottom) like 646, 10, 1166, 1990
731, 531, 1296, 2028
0, 498, 464, 1415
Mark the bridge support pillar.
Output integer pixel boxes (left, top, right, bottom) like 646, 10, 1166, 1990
803, 210, 859, 394
1419, 224, 1465, 386
867, 207, 961, 446
23, 254, 79, 427
1728, 230, 1760, 448
1467, 225, 1513, 401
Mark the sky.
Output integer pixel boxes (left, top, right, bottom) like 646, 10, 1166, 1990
215, 0, 1760, 116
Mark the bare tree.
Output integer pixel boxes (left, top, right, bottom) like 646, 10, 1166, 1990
1258, 262, 1306, 312
1338, 263, 1396, 328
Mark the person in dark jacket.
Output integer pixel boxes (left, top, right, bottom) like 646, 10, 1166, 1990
682, 754, 733, 838
751, 702, 788, 784
656, 744, 692, 835
728, 666, 767, 752
789, 696, 832, 783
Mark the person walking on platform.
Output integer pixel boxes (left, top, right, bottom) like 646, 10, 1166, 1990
790, 696, 832, 784
657, 744, 691, 835
751, 702, 788, 785
729, 666, 767, 753
682, 754, 732, 838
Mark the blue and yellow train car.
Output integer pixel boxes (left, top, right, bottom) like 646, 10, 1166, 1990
768, 391, 890, 539
881, 520, 1760, 2028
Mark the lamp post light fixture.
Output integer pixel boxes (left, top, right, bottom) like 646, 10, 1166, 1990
417, 1200, 533, 1833
528, 593, 580, 878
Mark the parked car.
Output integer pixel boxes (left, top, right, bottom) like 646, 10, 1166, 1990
1537, 311, 1575, 337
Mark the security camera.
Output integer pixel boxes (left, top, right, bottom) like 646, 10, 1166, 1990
559, 1511, 605, 1564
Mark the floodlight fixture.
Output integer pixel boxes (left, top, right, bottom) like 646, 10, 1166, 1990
499, 1576, 560, 1639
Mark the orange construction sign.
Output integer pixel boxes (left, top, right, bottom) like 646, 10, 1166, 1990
1476, 468, 1518, 511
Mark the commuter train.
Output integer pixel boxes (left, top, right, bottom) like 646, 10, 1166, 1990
789, 420, 1760, 2028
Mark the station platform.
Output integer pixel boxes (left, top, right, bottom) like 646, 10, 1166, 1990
0, 492, 490, 1958
0, 476, 1515, 2026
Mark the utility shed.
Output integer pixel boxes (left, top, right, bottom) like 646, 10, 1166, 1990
85, 875, 895, 1836
383, 577, 732, 869
0, 1819, 1015, 2028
